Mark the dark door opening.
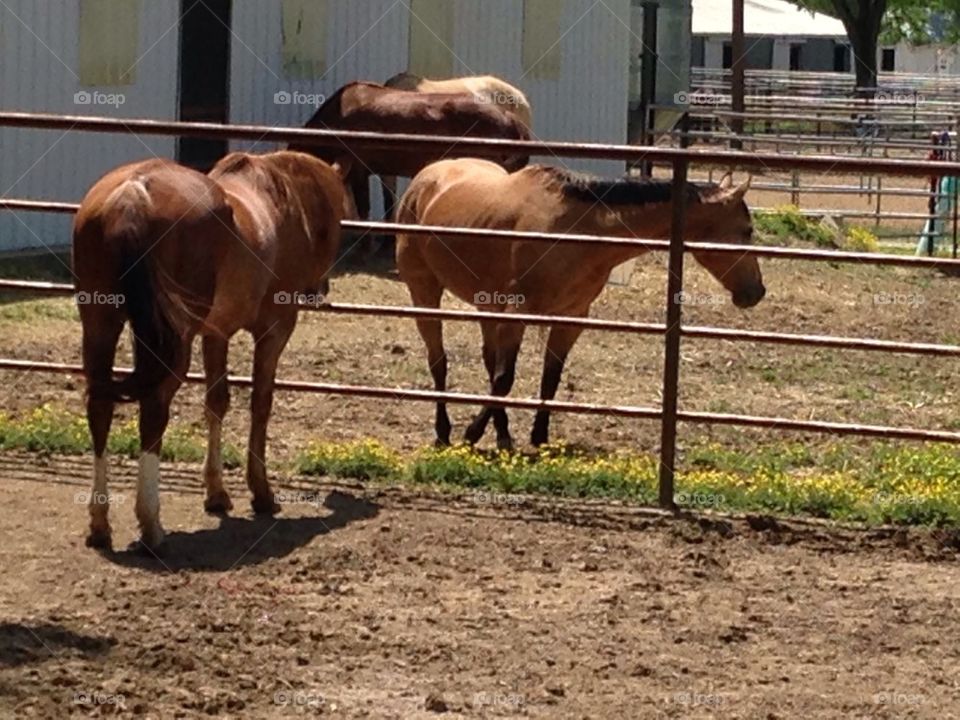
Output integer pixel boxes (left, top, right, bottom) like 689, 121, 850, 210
833, 43, 851, 72
178, 0, 231, 171
722, 42, 732, 69
789, 43, 802, 71
881, 48, 896, 72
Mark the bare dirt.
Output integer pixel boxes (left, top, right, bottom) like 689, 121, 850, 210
1, 454, 959, 719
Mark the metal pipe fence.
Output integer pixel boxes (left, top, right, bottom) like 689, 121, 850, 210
3, 111, 960, 508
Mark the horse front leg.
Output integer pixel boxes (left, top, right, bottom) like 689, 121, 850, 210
246, 314, 296, 515
531, 323, 584, 447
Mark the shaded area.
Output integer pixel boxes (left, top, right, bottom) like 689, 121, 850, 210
0, 622, 114, 668
105, 490, 379, 572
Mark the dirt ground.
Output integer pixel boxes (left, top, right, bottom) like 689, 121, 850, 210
1, 454, 959, 719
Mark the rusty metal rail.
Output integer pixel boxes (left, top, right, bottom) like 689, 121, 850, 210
2, 111, 960, 510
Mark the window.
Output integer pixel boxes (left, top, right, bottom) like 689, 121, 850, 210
281, 0, 328, 78
789, 43, 802, 71
79, 0, 140, 86
881, 48, 896, 72
408, 0, 455, 78
722, 42, 732, 70
522, 0, 563, 80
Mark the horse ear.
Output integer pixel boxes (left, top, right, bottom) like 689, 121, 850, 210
704, 175, 751, 205
729, 176, 751, 201
717, 172, 734, 190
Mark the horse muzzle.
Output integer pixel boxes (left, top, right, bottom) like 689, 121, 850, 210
732, 283, 766, 309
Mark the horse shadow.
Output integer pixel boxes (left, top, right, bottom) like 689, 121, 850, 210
103, 489, 379, 573
0, 622, 114, 667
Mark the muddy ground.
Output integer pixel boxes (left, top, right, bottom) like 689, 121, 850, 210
1, 455, 959, 719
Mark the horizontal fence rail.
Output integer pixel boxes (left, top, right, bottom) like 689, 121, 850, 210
2, 111, 960, 508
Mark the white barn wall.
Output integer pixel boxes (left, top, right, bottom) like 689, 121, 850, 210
0, 0, 179, 253
229, 0, 632, 215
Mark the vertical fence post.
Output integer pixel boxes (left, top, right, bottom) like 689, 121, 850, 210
658, 156, 689, 510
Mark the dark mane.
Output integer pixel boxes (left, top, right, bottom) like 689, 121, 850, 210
544, 167, 705, 206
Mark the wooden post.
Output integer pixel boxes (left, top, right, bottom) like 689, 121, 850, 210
731, 0, 745, 150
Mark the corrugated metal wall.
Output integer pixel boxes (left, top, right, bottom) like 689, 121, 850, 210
230, 0, 632, 215
0, 0, 179, 253
1, 0, 632, 251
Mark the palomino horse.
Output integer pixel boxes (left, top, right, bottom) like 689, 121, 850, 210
288, 81, 531, 226
73, 152, 348, 551
396, 159, 766, 450
382, 72, 533, 217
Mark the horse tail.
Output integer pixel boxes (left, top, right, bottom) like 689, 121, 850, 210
101, 180, 182, 403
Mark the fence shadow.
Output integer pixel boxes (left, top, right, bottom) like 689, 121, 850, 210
103, 489, 379, 573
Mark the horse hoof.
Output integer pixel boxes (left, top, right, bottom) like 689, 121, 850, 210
530, 431, 548, 448
85, 528, 112, 550
204, 491, 234, 515
434, 436, 451, 449
496, 436, 515, 452
251, 495, 280, 516
131, 530, 165, 556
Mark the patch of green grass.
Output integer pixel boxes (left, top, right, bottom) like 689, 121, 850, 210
0, 405, 241, 467
296, 438, 960, 527
0, 298, 78, 322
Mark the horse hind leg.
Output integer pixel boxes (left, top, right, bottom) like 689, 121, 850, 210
202, 335, 233, 514
246, 313, 297, 515
531, 324, 583, 447
466, 321, 524, 451
80, 306, 125, 549
134, 338, 192, 552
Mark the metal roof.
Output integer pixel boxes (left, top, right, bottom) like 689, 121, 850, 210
693, 0, 846, 37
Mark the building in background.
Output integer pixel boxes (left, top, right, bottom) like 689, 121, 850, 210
0, 0, 631, 254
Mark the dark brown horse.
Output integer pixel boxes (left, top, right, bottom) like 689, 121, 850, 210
73, 152, 348, 551
289, 81, 531, 222
397, 159, 766, 450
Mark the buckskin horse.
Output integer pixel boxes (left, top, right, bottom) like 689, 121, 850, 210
288, 81, 531, 226
73, 151, 349, 551
396, 159, 766, 450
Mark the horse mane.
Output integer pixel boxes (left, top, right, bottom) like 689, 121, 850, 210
542, 166, 705, 207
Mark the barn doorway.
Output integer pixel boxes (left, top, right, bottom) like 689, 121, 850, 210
177, 0, 232, 171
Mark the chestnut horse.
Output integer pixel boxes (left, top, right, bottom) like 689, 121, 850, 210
73, 152, 348, 551
396, 159, 766, 450
382, 72, 532, 217
289, 81, 531, 225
